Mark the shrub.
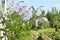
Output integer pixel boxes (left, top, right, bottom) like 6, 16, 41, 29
0, 12, 34, 40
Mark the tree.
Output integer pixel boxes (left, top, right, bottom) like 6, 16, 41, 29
46, 7, 60, 32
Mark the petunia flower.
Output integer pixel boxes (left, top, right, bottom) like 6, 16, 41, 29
13, 3, 20, 13
22, 11, 30, 21
28, 10, 32, 18
36, 9, 42, 16
35, 19, 39, 27
22, 16, 29, 21
22, 10, 32, 21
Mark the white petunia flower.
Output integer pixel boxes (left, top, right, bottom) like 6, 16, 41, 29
35, 19, 39, 27
42, 17, 48, 21
36, 9, 42, 16
28, 10, 32, 18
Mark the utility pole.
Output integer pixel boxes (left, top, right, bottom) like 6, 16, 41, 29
1, 0, 7, 40
2, 0, 5, 14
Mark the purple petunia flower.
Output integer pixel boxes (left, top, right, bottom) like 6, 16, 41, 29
22, 11, 29, 21
13, 3, 20, 13
22, 10, 32, 21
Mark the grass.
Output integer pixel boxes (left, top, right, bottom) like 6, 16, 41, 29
38, 28, 55, 32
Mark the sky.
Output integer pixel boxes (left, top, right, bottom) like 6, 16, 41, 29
7, 0, 60, 11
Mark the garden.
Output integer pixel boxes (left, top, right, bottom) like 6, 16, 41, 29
0, 0, 60, 40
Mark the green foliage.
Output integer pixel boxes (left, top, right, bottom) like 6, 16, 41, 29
0, 12, 34, 40
46, 7, 60, 28
54, 33, 60, 40
0, 10, 2, 14
38, 28, 60, 40
0, 10, 2, 19
0, 7, 60, 40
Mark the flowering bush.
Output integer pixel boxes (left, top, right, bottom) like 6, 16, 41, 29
0, 11, 34, 40
0, 0, 60, 40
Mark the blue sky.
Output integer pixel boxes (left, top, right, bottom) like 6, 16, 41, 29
7, 0, 60, 11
